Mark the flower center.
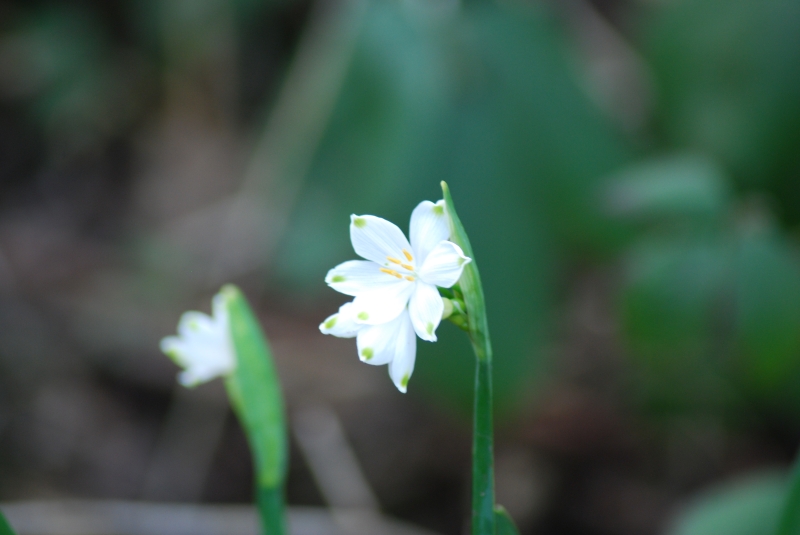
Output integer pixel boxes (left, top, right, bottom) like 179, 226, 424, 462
381, 249, 416, 281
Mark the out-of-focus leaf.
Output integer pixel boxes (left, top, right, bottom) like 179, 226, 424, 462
224, 285, 287, 488
494, 506, 520, 535
605, 155, 730, 222
223, 285, 287, 535
0, 510, 16, 535
621, 235, 734, 413
666, 471, 786, 535
733, 224, 800, 397
620, 208, 800, 419
623, 236, 729, 353
646, 0, 800, 221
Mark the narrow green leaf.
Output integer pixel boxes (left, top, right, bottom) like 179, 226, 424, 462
0, 510, 17, 535
495, 505, 520, 535
776, 453, 800, 535
442, 181, 495, 535
222, 285, 287, 535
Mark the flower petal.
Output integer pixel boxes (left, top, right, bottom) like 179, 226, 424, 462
177, 311, 217, 339
160, 336, 190, 367
356, 313, 406, 366
350, 281, 414, 325
388, 313, 417, 393
409, 200, 450, 265
325, 260, 401, 296
319, 301, 361, 338
409, 282, 444, 342
350, 214, 413, 266
417, 241, 472, 288
211, 291, 230, 323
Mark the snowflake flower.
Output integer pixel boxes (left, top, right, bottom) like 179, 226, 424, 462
160, 291, 235, 387
320, 200, 471, 392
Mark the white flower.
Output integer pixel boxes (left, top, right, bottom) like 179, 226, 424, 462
319, 200, 472, 393
160, 292, 235, 387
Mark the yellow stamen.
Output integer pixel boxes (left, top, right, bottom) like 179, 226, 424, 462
401, 263, 414, 271
405, 276, 415, 282
403, 249, 413, 261
387, 257, 403, 265
380, 268, 403, 279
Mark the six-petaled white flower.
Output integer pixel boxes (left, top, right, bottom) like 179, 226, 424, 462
160, 291, 235, 387
320, 200, 471, 392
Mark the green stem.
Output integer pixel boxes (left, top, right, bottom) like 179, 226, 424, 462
472, 348, 495, 535
257, 485, 287, 535
776, 450, 800, 535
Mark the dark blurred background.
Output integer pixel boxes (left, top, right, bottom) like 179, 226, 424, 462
0, 0, 800, 534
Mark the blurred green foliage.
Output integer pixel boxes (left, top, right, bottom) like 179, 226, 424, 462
616, 159, 800, 420
647, 0, 800, 222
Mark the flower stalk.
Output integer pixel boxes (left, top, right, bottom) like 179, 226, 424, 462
441, 182, 519, 535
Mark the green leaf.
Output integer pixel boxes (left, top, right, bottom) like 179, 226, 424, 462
0, 510, 17, 535
623, 236, 729, 354
222, 285, 287, 535
494, 506, 520, 535
620, 234, 737, 415
734, 226, 800, 397
442, 182, 495, 535
667, 471, 786, 535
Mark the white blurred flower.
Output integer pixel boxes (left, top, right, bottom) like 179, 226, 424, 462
319, 200, 471, 392
160, 292, 235, 387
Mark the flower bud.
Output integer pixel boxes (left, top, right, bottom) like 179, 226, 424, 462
442, 297, 455, 319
